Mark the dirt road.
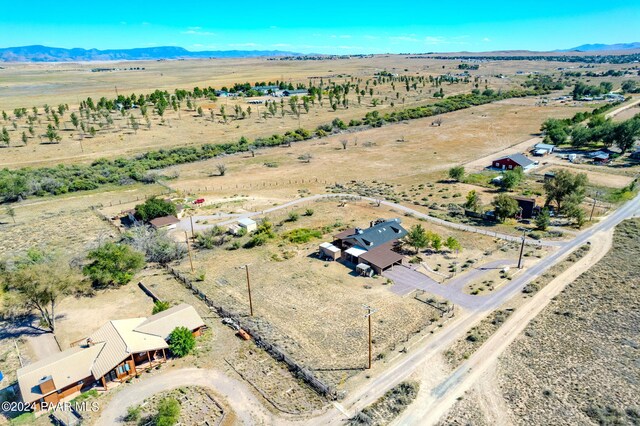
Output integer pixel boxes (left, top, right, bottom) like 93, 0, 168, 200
399, 229, 614, 425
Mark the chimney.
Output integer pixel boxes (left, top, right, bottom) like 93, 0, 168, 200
86, 338, 94, 347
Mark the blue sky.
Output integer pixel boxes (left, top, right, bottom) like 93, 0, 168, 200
1, 1, 639, 53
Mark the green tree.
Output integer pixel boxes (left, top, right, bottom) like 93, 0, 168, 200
83, 242, 145, 288
21, 131, 27, 146
2, 255, 81, 332
501, 167, 524, 191
464, 190, 480, 212
611, 118, 640, 154
1, 127, 10, 147
405, 224, 429, 254
134, 197, 177, 221
430, 233, 442, 252
543, 170, 588, 212
445, 236, 461, 252
492, 194, 519, 222
45, 124, 61, 143
570, 125, 592, 148
535, 208, 551, 231
448, 166, 465, 181
70, 112, 80, 130
168, 326, 196, 357
152, 300, 170, 314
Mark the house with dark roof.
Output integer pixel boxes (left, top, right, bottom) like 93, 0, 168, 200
491, 154, 536, 171
17, 304, 205, 411
332, 219, 408, 275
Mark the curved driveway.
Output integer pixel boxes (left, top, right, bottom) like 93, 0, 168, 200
96, 368, 282, 426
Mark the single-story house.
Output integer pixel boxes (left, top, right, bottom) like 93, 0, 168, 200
532, 143, 555, 156
17, 304, 205, 410
333, 219, 408, 275
319, 242, 341, 261
512, 196, 537, 219
254, 85, 279, 94
237, 218, 257, 233
587, 151, 610, 163
492, 154, 536, 172
149, 215, 180, 230
282, 89, 308, 97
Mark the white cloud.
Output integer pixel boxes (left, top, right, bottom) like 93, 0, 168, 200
182, 27, 216, 36
272, 43, 292, 48
482, 37, 491, 42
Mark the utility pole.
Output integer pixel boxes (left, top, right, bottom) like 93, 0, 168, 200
184, 231, 194, 272
517, 230, 526, 269
363, 305, 378, 369
589, 198, 597, 222
244, 264, 254, 316
190, 216, 195, 238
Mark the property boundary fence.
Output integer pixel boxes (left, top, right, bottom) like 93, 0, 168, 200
163, 265, 338, 400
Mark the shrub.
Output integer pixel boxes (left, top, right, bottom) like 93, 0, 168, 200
303, 208, 314, 216
152, 300, 170, 314
283, 228, 322, 243
286, 212, 300, 222
168, 326, 195, 358
123, 225, 185, 263
83, 242, 145, 288
155, 397, 181, 426
124, 406, 141, 422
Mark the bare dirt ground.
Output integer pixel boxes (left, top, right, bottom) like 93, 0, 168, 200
494, 219, 640, 425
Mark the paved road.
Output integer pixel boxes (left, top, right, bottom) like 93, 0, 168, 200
384, 259, 514, 308
178, 193, 564, 247
397, 229, 617, 426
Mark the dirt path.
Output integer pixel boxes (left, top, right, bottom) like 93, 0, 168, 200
396, 228, 614, 425
95, 367, 284, 426
475, 363, 513, 425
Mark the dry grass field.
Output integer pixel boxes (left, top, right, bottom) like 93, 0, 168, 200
493, 218, 640, 425
1, 54, 633, 170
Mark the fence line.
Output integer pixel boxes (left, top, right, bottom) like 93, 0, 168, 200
163, 264, 338, 400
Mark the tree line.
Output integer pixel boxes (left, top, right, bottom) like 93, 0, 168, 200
0, 88, 550, 203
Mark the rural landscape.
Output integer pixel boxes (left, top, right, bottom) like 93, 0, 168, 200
1, 2, 639, 425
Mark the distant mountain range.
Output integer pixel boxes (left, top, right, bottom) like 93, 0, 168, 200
0, 45, 302, 62
560, 42, 640, 52
2, 42, 640, 62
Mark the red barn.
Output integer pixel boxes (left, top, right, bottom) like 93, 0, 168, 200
492, 154, 536, 172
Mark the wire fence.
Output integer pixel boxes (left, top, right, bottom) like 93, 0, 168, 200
163, 264, 338, 400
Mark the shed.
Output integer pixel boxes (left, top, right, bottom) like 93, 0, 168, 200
356, 263, 373, 277
533, 143, 555, 155
512, 196, 537, 219
319, 242, 341, 261
237, 218, 257, 233
149, 215, 179, 230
